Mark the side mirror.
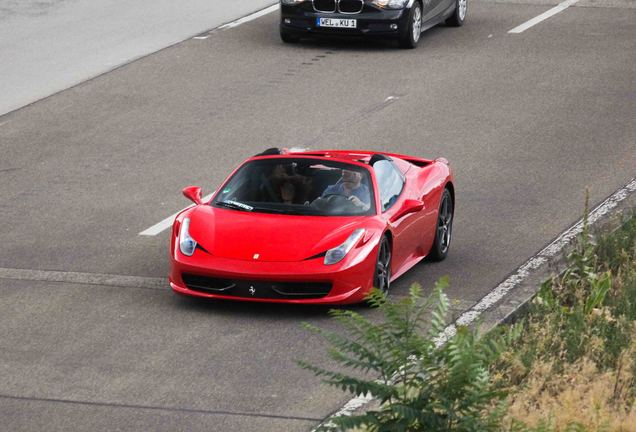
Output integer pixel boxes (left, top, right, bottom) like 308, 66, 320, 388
390, 199, 424, 223
182, 186, 203, 205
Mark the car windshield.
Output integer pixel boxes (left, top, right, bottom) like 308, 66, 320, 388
212, 158, 375, 216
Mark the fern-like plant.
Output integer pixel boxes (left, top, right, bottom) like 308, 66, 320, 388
299, 277, 509, 432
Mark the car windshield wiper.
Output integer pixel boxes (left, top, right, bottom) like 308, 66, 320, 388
216, 200, 253, 211
215, 200, 287, 214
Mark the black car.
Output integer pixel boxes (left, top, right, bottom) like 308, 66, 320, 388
279, 0, 466, 48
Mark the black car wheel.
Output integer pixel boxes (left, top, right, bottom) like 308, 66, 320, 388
280, 30, 300, 43
429, 188, 453, 261
446, 0, 467, 26
374, 236, 392, 295
398, 2, 422, 49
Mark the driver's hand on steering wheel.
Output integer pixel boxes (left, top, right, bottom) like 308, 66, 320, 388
347, 195, 366, 208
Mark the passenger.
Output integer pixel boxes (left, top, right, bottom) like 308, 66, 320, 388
280, 181, 296, 205
270, 164, 287, 186
270, 164, 310, 203
259, 164, 288, 202
322, 169, 370, 209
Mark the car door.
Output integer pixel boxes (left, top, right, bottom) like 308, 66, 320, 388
373, 159, 423, 274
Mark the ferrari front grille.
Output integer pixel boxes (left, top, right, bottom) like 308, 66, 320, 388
182, 273, 332, 299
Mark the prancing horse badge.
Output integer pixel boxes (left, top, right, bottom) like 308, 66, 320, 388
253, 253, 259, 259
249, 286, 256, 296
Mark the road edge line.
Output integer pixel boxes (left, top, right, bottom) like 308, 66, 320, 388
0, 2, 279, 120
217, 4, 279, 30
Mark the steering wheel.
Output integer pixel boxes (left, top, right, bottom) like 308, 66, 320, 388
311, 193, 358, 213
322, 193, 347, 200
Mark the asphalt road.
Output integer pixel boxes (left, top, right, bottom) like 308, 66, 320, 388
0, 0, 276, 116
1, 0, 635, 430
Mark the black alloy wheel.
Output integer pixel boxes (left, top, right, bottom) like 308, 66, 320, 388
429, 188, 453, 261
398, 2, 422, 49
446, 0, 467, 26
374, 237, 392, 295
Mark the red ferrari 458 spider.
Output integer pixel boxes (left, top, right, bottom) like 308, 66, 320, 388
169, 149, 454, 304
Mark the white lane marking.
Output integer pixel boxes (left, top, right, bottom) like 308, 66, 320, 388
316, 177, 636, 428
508, 0, 579, 34
192, 3, 278, 40
0, 267, 166, 290
139, 192, 214, 236
218, 4, 279, 30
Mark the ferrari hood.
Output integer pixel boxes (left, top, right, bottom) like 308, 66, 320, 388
186, 205, 367, 262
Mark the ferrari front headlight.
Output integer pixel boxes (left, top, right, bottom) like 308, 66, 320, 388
179, 218, 197, 256
369, 0, 409, 9
324, 229, 365, 265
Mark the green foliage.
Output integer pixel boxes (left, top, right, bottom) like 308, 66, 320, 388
299, 277, 511, 432
537, 208, 635, 372
494, 201, 636, 428
596, 212, 636, 326
500, 202, 635, 376
596, 214, 636, 274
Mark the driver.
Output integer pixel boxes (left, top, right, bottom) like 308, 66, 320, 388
322, 169, 370, 209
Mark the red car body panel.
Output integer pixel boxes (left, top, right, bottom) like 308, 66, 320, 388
169, 150, 454, 304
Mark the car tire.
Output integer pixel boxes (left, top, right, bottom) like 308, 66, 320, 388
398, 2, 422, 49
446, 0, 467, 27
428, 188, 453, 261
280, 30, 300, 44
373, 236, 392, 296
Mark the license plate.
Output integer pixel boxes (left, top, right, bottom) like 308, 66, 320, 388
316, 17, 357, 28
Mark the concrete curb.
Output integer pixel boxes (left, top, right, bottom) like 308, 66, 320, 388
478, 179, 636, 333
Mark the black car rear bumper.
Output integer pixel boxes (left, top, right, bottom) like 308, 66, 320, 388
280, 3, 409, 38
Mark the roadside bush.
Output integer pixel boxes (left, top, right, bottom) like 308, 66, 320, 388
299, 201, 635, 431
300, 277, 513, 432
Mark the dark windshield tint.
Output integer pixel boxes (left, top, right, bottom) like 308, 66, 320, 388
212, 158, 375, 216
